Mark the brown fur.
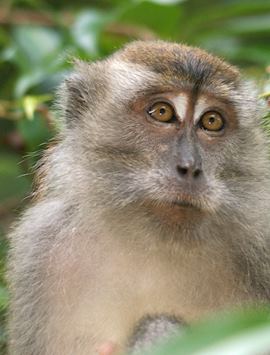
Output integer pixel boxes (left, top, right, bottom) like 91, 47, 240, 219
117, 41, 239, 88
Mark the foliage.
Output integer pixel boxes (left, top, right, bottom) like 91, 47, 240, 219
147, 307, 270, 355
0, 0, 270, 353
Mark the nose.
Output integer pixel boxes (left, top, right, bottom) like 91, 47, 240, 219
176, 162, 202, 179
175, 134, 203, 181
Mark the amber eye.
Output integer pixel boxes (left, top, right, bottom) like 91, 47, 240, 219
148, 102, 175, 122
199, 111, 224, 132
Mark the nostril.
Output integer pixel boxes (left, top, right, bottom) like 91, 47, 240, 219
193, 169, 201, 178
176, 165, 202, 178
177, 165, 188, 176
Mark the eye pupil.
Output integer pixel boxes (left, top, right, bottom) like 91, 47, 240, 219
159, 107, 166, 115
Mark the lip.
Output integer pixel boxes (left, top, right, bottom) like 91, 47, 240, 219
173, 200, 196, 208
170, 193, 206, 210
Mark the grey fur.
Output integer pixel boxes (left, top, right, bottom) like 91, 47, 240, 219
8, 41, 270, 355
127, 315, 183, 354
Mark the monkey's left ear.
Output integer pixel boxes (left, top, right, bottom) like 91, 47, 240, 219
57, 61, 97, 127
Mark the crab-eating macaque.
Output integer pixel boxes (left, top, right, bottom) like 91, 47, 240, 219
8, 41, 270, 355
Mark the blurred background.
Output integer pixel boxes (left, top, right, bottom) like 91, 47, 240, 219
1, 0, 270, 353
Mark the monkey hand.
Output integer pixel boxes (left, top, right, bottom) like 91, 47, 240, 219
98, 341, 119, 355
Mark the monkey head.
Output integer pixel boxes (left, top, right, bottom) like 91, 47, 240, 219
58, 41, 269, 230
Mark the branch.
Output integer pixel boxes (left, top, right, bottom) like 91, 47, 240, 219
0, 8, 57, 26
0, 7, 157, 40
105, 23, 157, 40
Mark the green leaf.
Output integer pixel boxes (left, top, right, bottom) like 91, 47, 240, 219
136, 0, 184, 4
15, 68, 69, 98
146, 308, 270, 355
224, 15, 270, 35
10, 26, 67, 97
71, 10, 110, 55
12, 26, 62, 68
118, 1, 182, 38
21, 95, 52, 120
0, 153, 31, 203
0, 46, 17, 62
16, 112, 54, 152
15, 69, 47, 98
0, 287, 8, 310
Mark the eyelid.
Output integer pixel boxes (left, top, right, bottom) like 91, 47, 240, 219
147, 98, 176, 110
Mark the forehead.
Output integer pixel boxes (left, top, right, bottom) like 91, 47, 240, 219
115, 41, 239, 90
107, 63, 236, 109
108, 41, 240, 104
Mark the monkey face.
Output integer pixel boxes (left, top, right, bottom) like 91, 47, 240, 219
63, 41, 268, 224
93, 92, 237, 219
126, 90, 237, 214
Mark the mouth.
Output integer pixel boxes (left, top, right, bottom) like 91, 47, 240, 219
169, 191, 206, 210
142, 189, 209, 219
172, 200, 198, 209
143, 195, 205, 226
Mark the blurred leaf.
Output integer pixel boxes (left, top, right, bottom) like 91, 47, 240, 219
21, 94, 52, 120
12, 26, 62, 68
71, 10, 110, 55
181, 1, 270, 34
146, 308, 270, 355
0, 29, 9, 48
224, 15, 270, 35
15, 69, 48, 98
14, 62, 68, 97
0, 46, 17, 62
0, 153, 31, 202
137, 0, 184, 4
9, 26, 67, 97
0, 287, 8, 310
16, 112, 53, 151
118, 1, 182, 38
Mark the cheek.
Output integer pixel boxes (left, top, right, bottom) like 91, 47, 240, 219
113, 114, 156, 149
129, 159, 168, 197
200, 145, 242, 182
196, 148, 225, 180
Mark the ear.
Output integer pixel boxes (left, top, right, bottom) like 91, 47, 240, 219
57, 60, 100, 127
